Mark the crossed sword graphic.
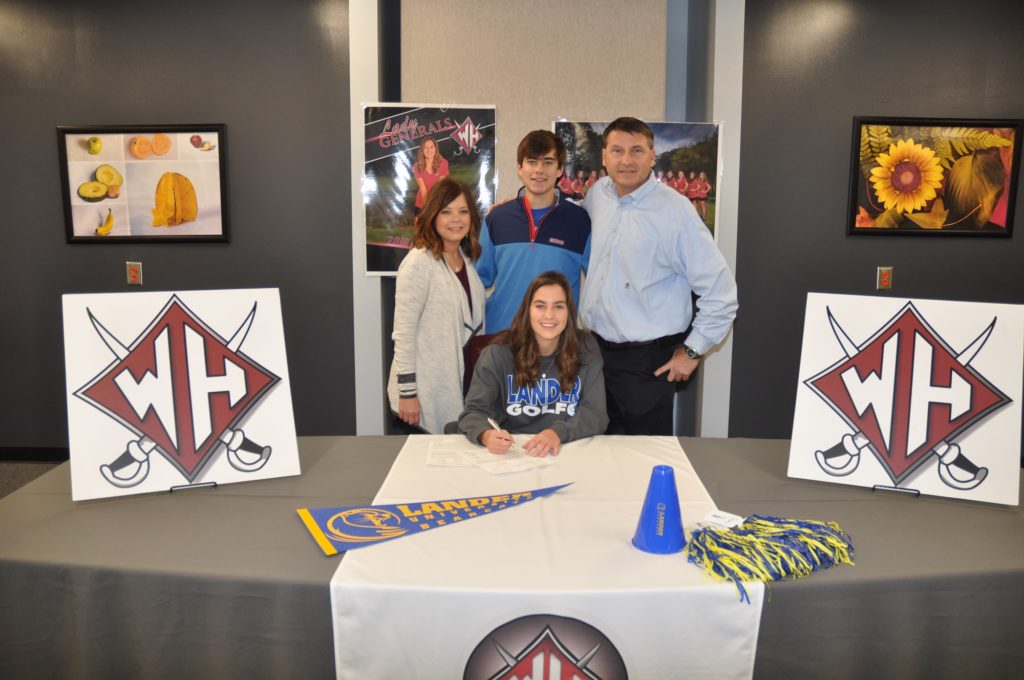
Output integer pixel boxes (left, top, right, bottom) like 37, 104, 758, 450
815, 308, 992, 491
492, 637, 600, 676
88, 304, 272, 489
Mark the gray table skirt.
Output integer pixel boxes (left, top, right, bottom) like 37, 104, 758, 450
682, 438, 1024, 679
0, 436, 394, 680
2, 436, 1021, 679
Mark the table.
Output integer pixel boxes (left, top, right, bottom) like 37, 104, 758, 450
1, 437, 1022, 679
688, 438, 1024, 679
330, 435, 763, 679
0, 436, 392, 679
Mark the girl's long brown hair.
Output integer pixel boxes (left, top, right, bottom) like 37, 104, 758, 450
495, 271, 586, 393
413, 178, 482, 261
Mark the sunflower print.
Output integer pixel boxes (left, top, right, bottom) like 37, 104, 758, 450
869, 139, 944, 214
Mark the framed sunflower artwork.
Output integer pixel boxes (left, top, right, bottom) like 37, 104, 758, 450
58, 124, 229, 243
847, 117, 1021, 237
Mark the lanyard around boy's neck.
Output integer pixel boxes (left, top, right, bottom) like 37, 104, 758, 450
521, 195, 539, 246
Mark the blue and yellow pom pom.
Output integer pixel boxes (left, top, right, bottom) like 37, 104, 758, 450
686, 515, 854, 603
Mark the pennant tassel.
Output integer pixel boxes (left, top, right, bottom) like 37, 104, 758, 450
686, 515, 855, 603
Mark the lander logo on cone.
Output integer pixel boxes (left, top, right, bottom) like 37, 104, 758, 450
464, 614, 626, 680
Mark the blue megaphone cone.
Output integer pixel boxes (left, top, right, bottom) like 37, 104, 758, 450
632, 465, 685, 554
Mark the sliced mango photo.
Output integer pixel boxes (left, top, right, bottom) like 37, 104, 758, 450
152, 172, 198, 227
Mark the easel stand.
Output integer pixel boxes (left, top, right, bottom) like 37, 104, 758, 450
872, 484, 920, 498
170, 481, 219, 493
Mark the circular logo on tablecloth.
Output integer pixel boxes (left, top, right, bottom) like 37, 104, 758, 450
464, 613, 627, 679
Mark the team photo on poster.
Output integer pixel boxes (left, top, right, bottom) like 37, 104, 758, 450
554, 120, 721, 234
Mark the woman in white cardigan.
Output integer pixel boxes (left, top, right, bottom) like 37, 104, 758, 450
387, 178, 486, 434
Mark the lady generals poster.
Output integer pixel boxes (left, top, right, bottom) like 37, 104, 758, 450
363, 105, 496, 275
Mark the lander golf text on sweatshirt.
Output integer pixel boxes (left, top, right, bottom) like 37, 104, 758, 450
458, 333, 608, 445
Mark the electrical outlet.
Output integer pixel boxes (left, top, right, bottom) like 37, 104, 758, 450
126, 261, 143, 286
876, 266, 893, 290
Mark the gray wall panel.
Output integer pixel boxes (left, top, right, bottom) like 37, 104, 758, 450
0, 0, 355, 451
731, 0, 1024, 438
400, 0, 668, 203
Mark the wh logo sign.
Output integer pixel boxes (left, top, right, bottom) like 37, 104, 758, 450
464, 615, 626, 680
491, 627, 598, 680
112, 323, 248, 452
838, 331, 971, 458
806, 302, 1009, 488
76, 296, 278, 486
450, 116, 483, 154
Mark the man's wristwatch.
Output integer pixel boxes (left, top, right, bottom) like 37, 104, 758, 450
682, 344, 702, 360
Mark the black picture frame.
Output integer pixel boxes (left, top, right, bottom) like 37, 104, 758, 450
847, 117, 1021, 237
58, 124, 229, 243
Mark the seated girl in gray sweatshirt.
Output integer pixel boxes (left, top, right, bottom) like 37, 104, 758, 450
458, 271, 608, 456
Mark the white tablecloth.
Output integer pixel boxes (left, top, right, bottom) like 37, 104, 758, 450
330, 435, 764, 679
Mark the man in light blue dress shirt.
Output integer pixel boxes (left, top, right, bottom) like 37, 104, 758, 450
579, 117, 738, 435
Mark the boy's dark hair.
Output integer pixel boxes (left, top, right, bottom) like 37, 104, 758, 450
601, 117, 655, 148
516, 130, 566, 168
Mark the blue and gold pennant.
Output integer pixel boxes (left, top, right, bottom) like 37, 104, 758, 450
298, 483, 571, 556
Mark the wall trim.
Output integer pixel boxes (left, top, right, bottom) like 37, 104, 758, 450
350, 0, 385, 434
699, 0, 744, 437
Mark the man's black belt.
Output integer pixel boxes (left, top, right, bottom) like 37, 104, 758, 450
593, 332, 687, 350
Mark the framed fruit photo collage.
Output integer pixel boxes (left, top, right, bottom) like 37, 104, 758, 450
58, 124, 229, 243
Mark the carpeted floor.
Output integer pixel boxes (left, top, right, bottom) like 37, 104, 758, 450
0, 462, 59, 499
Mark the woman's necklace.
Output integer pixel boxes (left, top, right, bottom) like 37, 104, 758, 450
539, 353, 557, 379
443, 249, 464, 273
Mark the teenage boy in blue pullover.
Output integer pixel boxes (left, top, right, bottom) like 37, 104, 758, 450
477, 130, 591, 332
